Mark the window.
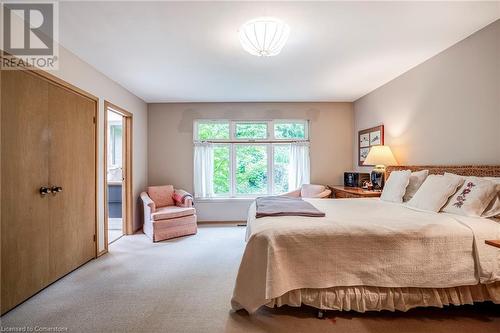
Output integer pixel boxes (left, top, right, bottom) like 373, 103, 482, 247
213, 145, 230, 195
194, 120, 310, 198
236, 145, 268, 195
274, 121, 306, 139
197, 121, 230, 140
273, 145, 291, 193
235, 122, 268, 140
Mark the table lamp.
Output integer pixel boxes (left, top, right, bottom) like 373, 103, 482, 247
363, 145, 397, 190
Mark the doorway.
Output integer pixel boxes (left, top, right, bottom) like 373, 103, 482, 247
104, 101, 133, 246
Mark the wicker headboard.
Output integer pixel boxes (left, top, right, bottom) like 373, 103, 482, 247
386, 165, 500, 179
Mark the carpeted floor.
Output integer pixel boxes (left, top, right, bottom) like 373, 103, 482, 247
1, 224, 499, 333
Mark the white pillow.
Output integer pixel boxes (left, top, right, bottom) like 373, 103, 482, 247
406, 174, 464, 212
481, 177, 500, 218
441, 177, 498, 217
403, 170, 429, 202
380, 170, 411, 203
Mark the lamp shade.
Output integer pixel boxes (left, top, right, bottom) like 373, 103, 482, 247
364, 145, 397, 166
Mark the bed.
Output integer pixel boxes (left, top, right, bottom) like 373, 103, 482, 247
231, 165, 500, 314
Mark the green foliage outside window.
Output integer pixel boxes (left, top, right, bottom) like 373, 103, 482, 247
198, 123, 229, 140
273, 145, 290, 193
274, 123, 305, 139
213, 146, 230, 195
235, 123, 267, 139
236, 146, 267, 194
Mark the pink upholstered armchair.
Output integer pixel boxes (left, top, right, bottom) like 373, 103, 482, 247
282, 184, 331, 198
141, 185, 197, 242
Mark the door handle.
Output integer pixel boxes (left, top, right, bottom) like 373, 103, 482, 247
40, 186, 52, 195
51, 186, 63, 193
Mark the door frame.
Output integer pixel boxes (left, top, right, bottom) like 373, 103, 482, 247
104, 101, 133, 250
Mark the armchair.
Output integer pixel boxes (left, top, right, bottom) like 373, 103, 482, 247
282, 184, 331, 198
141, 185, 197, 242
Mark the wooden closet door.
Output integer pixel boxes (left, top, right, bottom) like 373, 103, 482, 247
1, 70, 50, 314
48, 84, 96, 282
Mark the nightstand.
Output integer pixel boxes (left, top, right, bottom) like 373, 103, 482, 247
485, 240, 500, 249
328, 186, 382, 199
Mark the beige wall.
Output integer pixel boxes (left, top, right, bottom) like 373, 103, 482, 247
50, 45, 148, 252
148, 103, 353, 194
354, 20, 500, 172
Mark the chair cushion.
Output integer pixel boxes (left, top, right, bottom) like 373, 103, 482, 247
147, 185, 174, 208
151, 206, 195, 221
301, 184, 326, 198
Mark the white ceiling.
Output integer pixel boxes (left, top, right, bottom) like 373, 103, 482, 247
59, 1, 499, 103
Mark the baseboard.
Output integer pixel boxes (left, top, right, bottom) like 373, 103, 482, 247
197, 220, 246, 225
198, 221, 247, 227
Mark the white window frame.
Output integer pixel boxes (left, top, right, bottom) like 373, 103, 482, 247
194, 119, 309, 198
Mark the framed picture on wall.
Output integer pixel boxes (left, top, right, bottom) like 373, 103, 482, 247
358, 125, 384, 166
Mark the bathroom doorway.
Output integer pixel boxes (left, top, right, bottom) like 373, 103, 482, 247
105, 101, 133, 246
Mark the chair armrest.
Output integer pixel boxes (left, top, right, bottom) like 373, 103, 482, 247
280, 188, 301, 198
173, 189, 194, 207
311, 189, 332, 198
140, 191, 156, 213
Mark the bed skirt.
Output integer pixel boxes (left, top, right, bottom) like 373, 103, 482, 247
266, 283, 500, 312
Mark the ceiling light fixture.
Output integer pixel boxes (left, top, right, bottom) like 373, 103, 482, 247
239, 17, 290, 57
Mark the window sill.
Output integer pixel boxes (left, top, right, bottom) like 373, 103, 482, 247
194, 197, 257, 203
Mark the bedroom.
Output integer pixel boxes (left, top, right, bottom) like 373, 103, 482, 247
1, 1, 499, 332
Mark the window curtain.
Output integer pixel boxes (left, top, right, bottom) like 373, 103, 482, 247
193, 142, 214, 198
288, 142, 310, 190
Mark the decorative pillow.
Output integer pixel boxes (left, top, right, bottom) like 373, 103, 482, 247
403, 170, 429, 202
380, 170, 411, 203
406, 174, 464, 212
147, 185, 175, 208
441, 177, 498, 217
481, 177, 500, 218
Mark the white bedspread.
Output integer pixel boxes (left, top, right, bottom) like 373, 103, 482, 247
231, 198, 500, 313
